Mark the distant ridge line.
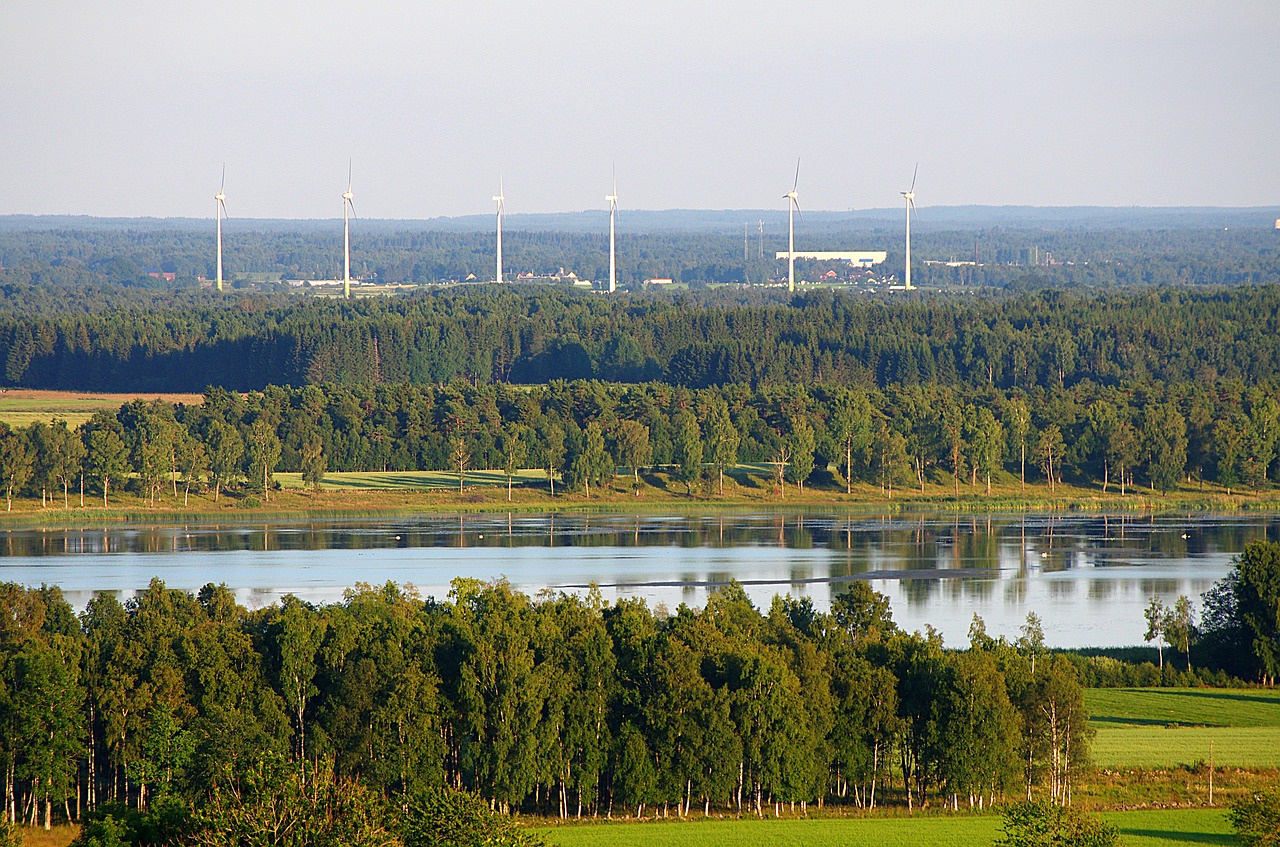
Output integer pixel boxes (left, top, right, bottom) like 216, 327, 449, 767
1, 206, 1276, 234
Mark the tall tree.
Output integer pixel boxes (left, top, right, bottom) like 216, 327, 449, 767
971, 407, 1004, 495
450, 437, 471, 495
0, 423, 33, 512
263, 596, 327, 763
204, 418, 243, 503
82, 411, 128, 508
1143, 596, 1167, 670
499, 425, 529, 503
703, 398, 740, 497
1037, 425, 1065, 492
175, 427, 209, 506
613, 420, 651, 490
871, 421, 908, 499
1142, 402, 1187, 495
1234, 541, 1280, 685
245, 417, 282, 501
1164, 595, 1196, 673
1005, 397, 1032, 491
829, 388, 873, 494
786, 417, 816, 495
673, 410, 702, 496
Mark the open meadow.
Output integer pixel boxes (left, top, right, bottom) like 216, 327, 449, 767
1088, 688, 1280, 769
542, 808, 1236, 847
0, 389, 203, 427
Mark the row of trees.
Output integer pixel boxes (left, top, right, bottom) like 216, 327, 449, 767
2, 376, 1279, 508
0, 577, 1090, 832
5, 285, 1280, 391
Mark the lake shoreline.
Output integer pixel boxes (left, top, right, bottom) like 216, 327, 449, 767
2, 475, 1278, 529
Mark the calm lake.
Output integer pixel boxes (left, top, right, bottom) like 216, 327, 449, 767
2, 511, 1278, 648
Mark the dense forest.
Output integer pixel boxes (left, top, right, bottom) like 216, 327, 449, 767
0, 577, 1128, 829
4, 286, 1280, 392
2, 375, 1278, 520
3, 539, 1276, 832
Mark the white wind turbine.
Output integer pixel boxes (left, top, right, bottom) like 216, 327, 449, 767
214, 166, 228, 292
342, 161, 356, 299
901, 164, 918, 291
493, 178, 505, 283
783, 159, 801, 293
606, 173, 618, 293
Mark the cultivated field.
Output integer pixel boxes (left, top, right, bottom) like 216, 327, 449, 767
542, 808, 1235, 847
0, 389, 203, 427
1088, 688, 1280, 769
275, 469, 549, 492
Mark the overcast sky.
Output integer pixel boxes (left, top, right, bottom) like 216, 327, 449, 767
3, 1, 1278, 218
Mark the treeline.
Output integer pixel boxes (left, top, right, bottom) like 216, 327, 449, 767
0, 576, 1091, 831
5, 285, 1280, 392
2, 221, 1276, 288
3, 376, 1280, 510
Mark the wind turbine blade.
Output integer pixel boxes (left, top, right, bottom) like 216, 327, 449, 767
910, 162, 918, 193
793, 157, 801, 192
220, 164, 225, 193
347, 198, 357, 219
347, 158, 353, 192
219, 198, 229, 218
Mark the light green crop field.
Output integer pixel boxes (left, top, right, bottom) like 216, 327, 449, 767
1088, 688, 1280, 728
275, 469, 548, 491
0, 390, 203, 427
541, 808, 1234, 847
1088, 688, 1280, 769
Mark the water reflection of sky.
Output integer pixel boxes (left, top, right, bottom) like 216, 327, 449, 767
2, 512, 1277, 648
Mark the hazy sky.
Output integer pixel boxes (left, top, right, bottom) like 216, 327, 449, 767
3, 1, 1278, 218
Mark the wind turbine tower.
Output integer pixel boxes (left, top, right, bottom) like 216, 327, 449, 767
606, 176, 618, 293
783, 160, 801, 293
901, 164, 918, 291
342, 162, 356, 299
214, 166, 228, 292
493, 179, 505, 283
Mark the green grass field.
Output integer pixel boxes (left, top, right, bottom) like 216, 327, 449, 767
0, 390, 203, 427
274, 469, 549, 491
1088, 688, 1280, 769
541, 808, 1235, 847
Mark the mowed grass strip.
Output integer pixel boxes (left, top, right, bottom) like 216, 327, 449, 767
544, 815, 1001, 847
1088, 687, 1280, 769
1092, 725, 1280, 769
275, 469, 548, 491
1087, 688, 1280, 728
542, 808, 1233, 847
0, 389, 204, 427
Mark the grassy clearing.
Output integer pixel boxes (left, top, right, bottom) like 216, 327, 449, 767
1092, 726, 1280, 769
8, 825, 78, 847
544, 815, 1001, 847
275, 469, 548, 492
1087, 688, 1280, 770
0, 808, 1239, 847
1104, 808, 1237, 846
541, 808, 1234, 847
1088, 688, 1280, 729
0, 389, 203, 427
